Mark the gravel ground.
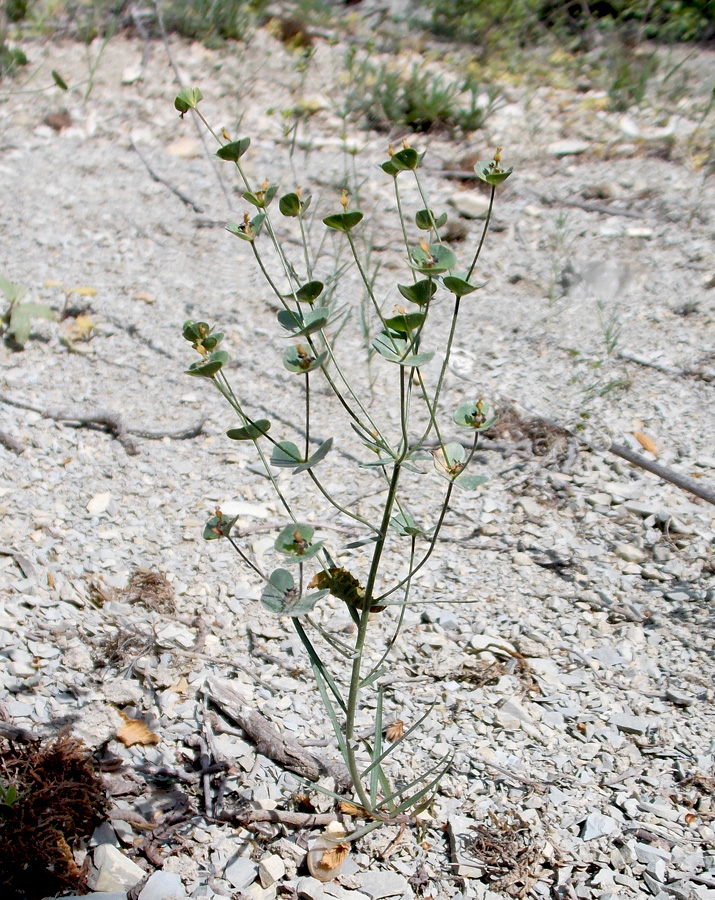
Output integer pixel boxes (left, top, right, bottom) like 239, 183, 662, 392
1, 21, 714, 900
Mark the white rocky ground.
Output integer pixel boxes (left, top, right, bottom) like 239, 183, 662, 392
0, 17, 714, 900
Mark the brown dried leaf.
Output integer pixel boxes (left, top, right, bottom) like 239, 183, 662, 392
320, 843, 350, 870
116, 711, 159, 747
339, 800, 367, 817
634, 431, 658, 456
385, 719, 405, 742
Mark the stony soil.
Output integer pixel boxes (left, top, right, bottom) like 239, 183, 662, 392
1, 20, 714, 900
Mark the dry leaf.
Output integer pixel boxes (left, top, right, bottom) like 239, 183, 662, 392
385, 719, 405, 742
320, 843, 349, 870
116, 711, 159, 747
634, 431, 658, 455
339, 800, 366, 817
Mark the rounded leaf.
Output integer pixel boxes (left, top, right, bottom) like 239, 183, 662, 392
284, 281, 324, 303
409, 243, 457, 275
203, 512, 237, 540
174, 86, 203, 114
453, 399, 497, 431
391, 147, 420, 171
442, 275, 481, 297
323, 211, 363, 232
294, 437, 333, 473
216, 137, 251, 161
398, 279, 437, 306
271, 441, 303, 468
475, 159, 513, 185
261, 568, 327, 616
433, 442, 466, 477
384, 311, 425, 334
415, 208, 447, 230
274, 523, 324, 564
455, 473, 489, 491
226, 419, 271, 440
279, 192, 302, 216
277, 307, 329, 337
283, 345, 328, 374
186, 350, 228, 378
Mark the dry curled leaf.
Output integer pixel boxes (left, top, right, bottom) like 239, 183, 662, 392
339, 800, 367, 817
386, 719, 405, 742
116, 711, 159, 747
634, 431, 658, 455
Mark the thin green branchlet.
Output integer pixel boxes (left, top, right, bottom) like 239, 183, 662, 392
175, 85, 512, 834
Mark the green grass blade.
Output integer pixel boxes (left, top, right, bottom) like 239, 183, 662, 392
370, 687, 384, 807
374, 749, 453, 812
361, 700, 436, 778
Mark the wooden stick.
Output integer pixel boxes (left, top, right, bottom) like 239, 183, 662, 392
206, 677, 352, 792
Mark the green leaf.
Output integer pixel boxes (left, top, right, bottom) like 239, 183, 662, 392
203, 512, 237, 540
8, 307, 31, 347
283, 345, 328, 374
454, 473, 488, 491
389, 512, 423, 537
261, 568, 327, 616
294, 437, 333, 473
271, 441, 303, 468
174, 86, 203, 114
384, 311, 425, 334
277, 307, 329, 337
475, 158, 513, 185
51, 70, 68, 91
323, 211, 363, 232
18, 302, 56, 322
442, 275, 481, 297
433, 441, 466, 478
0, 275, 26, 305
10, 48, 28, 66
288, 281, 324, 303
409, 243, 457, 275
243, 185, 278, 209
225, 213, 265, 242
415, 208, 447, 230
372, 332, 405, 363
391, 147, 420, 171
216, 137, 250, 161
380, 159, 399, 177
186, 350, 228, 378
182, 320, 210, 343
226, 419, 271, 440
279, 192, 301, 216
398, 279, 437, 306
453, 399, 497, 431
201, 331, 223, 351
274, 523, 323, 563
399, 351, 434, 367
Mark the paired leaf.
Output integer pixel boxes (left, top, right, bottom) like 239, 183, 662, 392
216, 137, 251, 161
186, 350, 228, 378
389, 512, 423, 537
433, 441, 466, 477
225, 213, 265, 242
390, 147, 420, 171
274, 523, 323, 564
323, 211, 363, 232
454, 473, 488, 491
453, 399, 497, 431
475, 158, 513, 185
398, 279, 437, 307
283, 345, 327, 374
174, 87, 203, 115
277, 307, 330, 337
409, 243, 457, 275
203, 512, 238, 540
226, 419, 271, 440
7, 303, 57, 348
415, 208, 447, 230
243, 185, 278, 209
261, 568, 327, 616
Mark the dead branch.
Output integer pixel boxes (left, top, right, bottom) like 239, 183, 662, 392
608, 441, 715, 506
0, 394, 205, 454
0, 722, 41, 743
217, 808, 337, 828
130, 138, 204, 214
206, 677, 352, 793
0, 429, 23, 454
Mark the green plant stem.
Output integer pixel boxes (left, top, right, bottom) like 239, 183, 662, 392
344, 461, 403, 812
304, 373, 310, 459
306, 470, 377, 532
466, 183, 495, 280
346, 231, 397, 352
227, 534, 266, 581
374, 481, 454, 604
393, 177, 415, 274
413, 169, 444, 246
